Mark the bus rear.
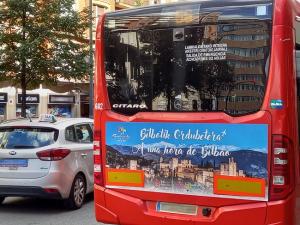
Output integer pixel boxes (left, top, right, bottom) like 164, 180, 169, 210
94, 0, 299, 225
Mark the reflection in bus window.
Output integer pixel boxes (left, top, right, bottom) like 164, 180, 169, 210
105, 10, 271, 116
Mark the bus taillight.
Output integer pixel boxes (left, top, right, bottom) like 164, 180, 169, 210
94, 130, 103, 186
270, 135, 295, 201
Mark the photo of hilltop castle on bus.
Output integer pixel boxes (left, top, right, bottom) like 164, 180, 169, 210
105, 122, 268, 200
107, 148, 266, 188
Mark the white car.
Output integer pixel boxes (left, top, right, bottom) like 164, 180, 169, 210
0, 116, 94, 209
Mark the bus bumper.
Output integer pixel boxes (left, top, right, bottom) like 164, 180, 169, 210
94, 185, 296, 225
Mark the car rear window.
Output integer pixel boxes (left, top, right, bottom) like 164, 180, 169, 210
0, 127, 58, 149
104, 3, 273, 116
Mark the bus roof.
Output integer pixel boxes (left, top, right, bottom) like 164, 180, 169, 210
106, 0, 273, 17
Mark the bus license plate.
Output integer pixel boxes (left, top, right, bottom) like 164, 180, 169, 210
156, 202, 198, 215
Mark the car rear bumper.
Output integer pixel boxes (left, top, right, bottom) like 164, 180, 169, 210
0, 185, 62, 199
94, 185, 296, 225
0, 169, 74, 199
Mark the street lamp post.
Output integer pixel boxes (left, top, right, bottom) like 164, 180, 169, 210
89, 0, 94, 118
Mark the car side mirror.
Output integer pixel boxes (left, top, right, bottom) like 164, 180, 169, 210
294, 0, 300, 17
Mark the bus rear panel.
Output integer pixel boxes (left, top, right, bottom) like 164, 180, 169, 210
93, 0, 299, 225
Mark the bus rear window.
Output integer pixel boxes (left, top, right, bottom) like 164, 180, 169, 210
105, 3, 272, 116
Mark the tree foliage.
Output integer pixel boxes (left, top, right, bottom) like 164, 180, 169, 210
0, 0, 89, 116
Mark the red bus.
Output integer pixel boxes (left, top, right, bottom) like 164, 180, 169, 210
94, 1, 300, 225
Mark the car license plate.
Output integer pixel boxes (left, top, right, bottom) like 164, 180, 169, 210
0, 159, 28, 167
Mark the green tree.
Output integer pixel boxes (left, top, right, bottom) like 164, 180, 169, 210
0, 0, 89, 117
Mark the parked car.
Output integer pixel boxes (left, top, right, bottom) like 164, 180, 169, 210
0, 115, 94, 209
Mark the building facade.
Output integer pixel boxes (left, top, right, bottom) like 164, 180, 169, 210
75, 0, 141, 40
0, 82, 90, 121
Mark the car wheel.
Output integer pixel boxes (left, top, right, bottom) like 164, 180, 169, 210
64, 174, 86, 210
0, 197, 5, 204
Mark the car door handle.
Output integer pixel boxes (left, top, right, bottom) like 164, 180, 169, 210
81, 153, 88, 158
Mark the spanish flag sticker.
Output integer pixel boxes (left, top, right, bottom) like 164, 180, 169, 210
214, 175, 266, 198
106, 168, 145, 187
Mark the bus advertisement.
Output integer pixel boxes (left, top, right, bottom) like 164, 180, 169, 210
93, 1, 300, 225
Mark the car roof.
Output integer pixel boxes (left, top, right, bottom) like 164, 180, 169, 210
0, 117, 93, 129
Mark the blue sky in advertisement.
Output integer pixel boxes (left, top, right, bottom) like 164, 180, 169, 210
106, 122, 268, 153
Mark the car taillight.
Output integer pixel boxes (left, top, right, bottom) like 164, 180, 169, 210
36, 148, 71, 161
270, 135, 295, 201
44, 188, 59, 194
94, 129, 103, 186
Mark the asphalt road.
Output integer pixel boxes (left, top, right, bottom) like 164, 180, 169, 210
0, 195, 299, 225
0, 194, 102, 225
